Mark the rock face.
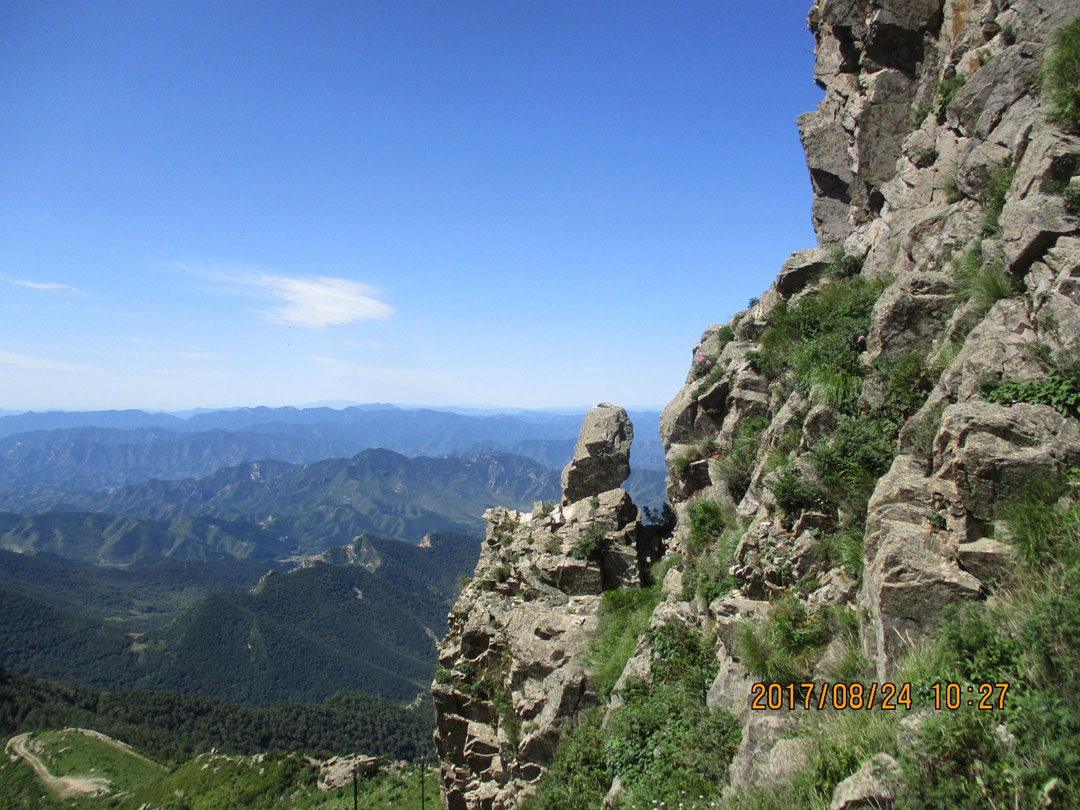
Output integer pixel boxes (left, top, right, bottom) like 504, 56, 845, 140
655, 0, 1080, 796
560, 404, 633, 505
434, 0, 1080, 805
433, 408, 648, 809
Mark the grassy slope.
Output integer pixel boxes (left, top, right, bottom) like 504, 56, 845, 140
0, 731, 441, 810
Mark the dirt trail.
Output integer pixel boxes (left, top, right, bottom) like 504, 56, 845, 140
5, 733, 111, 798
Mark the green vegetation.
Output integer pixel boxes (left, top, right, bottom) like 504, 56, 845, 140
528, 619, 738, 810
570, 521, 608, 560
0, 742, 440, 810
717, 415, 769, 500
680, 499, 742, 605
748, 276, 885, 413
714, 471, 1080, 810
733, 597, 856, 685
0, 669, 436, 766
983, 370, 1080, 419
769, 466, 829, 515
1045, 16, 1080, 133
824, 246, 863, 279
810, 524, 866, 580
0, 536, 480, 707
937, 72, 967, 112
980, 164, 1015, 234
809, 415, 898, 518
25, 728, 166, 792
896, 472, 1080, 809
952, 242, 1018, 317
587, 585, 663, 699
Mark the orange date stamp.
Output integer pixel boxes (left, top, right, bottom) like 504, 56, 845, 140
749, 682, 1010, 711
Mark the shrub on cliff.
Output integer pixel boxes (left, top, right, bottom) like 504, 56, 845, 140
1046, 16, 1080, 133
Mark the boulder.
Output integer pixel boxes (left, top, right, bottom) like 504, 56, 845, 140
560, 404, 633, 505
831, 753, 902, 810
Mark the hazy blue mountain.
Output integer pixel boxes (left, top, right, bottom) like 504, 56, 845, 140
2, 449, 561, 551
0, 532, 480, 706
0, 406, 666, 472
0, 511, 289, 565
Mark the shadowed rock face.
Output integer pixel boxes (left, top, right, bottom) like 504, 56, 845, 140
560, 403, 633, 505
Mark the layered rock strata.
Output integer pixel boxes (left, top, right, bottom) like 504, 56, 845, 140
432, 405, 649, 809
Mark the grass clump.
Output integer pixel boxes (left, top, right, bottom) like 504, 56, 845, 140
810, 415, 898, 518
1045, 16, 1080, 133
569, 521, 607, 560
733, 597, 835, 685
770, 465, 829, 516
952, 243, 1018, 316
529, 621, 739, 810
605, 623, 738, 806
750, 276, 885, 414
980, 164, 1015, 234
712, 415, 769, 500
681, 499, 741, 605
895, 471, 1080, 809
519, 710, 610, 810
811, 523, 866, 580
586, 584, 663, 700
824, 246, 863, 278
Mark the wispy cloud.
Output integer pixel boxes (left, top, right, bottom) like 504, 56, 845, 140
0, 348, 97, 373
175, 264, 395, 329
253, 275, 393, 328
311, 356, 456, 388
345, 339, 398, 350
1, 274, 82, 294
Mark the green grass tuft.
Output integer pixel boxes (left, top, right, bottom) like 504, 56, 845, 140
1046, 16, 1080, 133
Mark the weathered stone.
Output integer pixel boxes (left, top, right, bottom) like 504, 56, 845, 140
865, 271, 956, 361
317, 755, 386, 791
956, 140, 1012, 198
831, 753, 902, 810
560, 404, 633, 505
727, 712, 800, 790
935, 402, 1080, 521
765, 737, 815, 784
958, 537, 1015, 583
947, 45, 1041, 140
435, 408, 649, 809
776, 249, 831, 296
1000, 194, 1072, 274
1010, 128, 1080, 199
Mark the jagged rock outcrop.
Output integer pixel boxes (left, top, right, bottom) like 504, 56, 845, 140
560, 403, 633, 505
433, 405, 649, 809
655, 0, 1080, 796
434, 0, 1080, 804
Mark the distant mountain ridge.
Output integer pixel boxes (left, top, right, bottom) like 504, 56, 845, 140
0, 404, 666, 474
0, 448, 561, 552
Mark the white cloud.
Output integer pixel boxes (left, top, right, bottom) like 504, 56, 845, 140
1, 275, 82, 294
173, 263, 395, 329
248, 274, 394, 329
0, 348, 97, 373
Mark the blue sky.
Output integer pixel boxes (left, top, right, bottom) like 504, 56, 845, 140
0, 1, 822, 412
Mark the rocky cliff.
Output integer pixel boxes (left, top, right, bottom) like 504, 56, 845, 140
435, 1, 1080, 807
432, 405, 657, 809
